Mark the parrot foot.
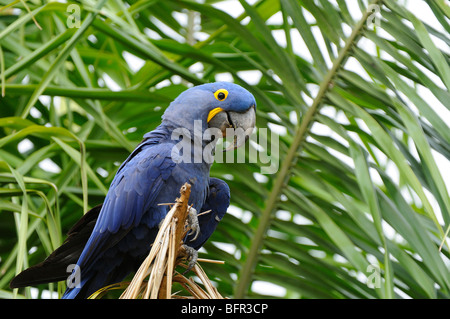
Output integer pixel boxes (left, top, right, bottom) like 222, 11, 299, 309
187, 206, 200, 242
181, 244, 198, 274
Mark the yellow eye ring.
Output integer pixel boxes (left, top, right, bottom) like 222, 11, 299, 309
214, 89, 228, 101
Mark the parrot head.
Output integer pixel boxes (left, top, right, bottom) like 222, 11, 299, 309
162, 82, 256, 150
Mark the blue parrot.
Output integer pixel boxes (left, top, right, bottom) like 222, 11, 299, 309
10, 82, 256, 299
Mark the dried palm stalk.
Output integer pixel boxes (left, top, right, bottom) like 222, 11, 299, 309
88, 183, 224, 299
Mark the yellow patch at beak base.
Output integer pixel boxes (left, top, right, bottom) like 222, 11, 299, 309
207, 107, 224, 122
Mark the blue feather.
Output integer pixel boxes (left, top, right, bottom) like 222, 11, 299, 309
60, 82, 255, 298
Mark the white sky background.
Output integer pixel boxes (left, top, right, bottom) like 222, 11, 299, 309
32, 0, 449, 298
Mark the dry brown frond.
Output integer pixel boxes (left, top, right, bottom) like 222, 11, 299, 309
88, 183, 224, 299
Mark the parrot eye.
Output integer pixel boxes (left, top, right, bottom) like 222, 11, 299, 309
214, 89, 228, 101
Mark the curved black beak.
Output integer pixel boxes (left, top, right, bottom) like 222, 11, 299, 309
208, 106, 256, 151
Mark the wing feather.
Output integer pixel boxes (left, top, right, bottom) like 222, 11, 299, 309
74, 143, 175, 273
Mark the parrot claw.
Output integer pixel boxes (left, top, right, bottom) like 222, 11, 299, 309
187, 206, 200, 242
182, 244, 198, 274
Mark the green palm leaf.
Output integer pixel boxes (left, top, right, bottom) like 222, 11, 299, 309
0, 0, 449, 299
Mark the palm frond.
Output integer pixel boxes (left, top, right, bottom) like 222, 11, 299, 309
1, 0, 449, 299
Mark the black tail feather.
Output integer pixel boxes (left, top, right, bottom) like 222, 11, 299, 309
10, 204, 102, 289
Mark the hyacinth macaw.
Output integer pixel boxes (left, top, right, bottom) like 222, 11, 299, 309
10, 82, 256, 299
